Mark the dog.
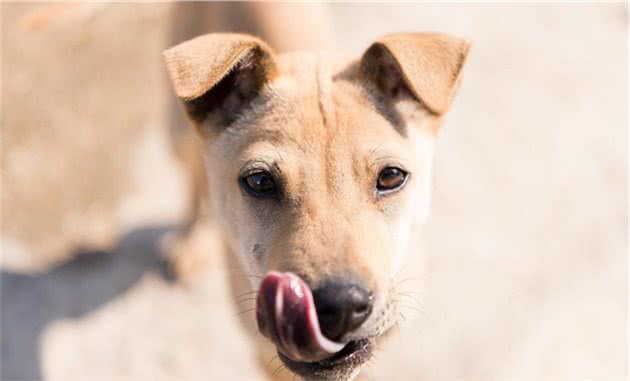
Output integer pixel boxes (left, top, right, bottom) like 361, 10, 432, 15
163, 32, 469, 380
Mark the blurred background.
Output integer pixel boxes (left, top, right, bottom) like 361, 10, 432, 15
1, 2, 627, 380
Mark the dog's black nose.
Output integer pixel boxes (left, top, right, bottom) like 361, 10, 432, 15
312, 279, 373, 341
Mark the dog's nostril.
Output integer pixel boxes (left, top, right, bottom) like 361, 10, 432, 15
313, 280, 374, 341
353, 293, 373, 315
354, 303, 368, 314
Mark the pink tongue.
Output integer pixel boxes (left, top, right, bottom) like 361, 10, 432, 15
256, 272, 344, 362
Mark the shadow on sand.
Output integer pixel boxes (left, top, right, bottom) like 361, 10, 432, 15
1, 225, 176, 381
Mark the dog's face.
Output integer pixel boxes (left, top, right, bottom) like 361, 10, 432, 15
165, 33, 468, 380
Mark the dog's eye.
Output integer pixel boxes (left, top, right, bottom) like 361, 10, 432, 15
376, 167, 408, 192
241, 171, 278, 197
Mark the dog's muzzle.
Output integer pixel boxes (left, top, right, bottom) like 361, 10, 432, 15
256, 272, 345, 362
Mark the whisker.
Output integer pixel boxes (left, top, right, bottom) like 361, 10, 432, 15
235, 298, 257, 304
267, 354, 278, 369
399, 312, 407, 321
236, 307, 256, 316
399, 304, 424, 314
232, 274, 264, 280
394, 277, 422, 287
272, 363, 285, 376
234, 290, 258, 299
225, 267, 264, 277
398, 291, 420, 297
398, 290, 420, 295
398, 293, 422, 308
391, 268, 402, 281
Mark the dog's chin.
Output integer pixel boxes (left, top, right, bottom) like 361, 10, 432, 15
278, 338, 374, 381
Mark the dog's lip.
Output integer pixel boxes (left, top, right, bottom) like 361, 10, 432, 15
256, 272, 345, 362
278, 338, 374, 379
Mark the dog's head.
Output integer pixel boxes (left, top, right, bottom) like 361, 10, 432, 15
164, 32, 468, 380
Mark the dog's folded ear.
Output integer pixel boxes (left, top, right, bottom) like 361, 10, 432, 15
163, 33, 277, 126
360, 33, 470, 116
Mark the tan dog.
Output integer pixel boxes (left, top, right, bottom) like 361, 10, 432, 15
163, 32, 469, 381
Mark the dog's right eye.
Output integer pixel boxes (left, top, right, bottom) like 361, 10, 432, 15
376, 167, 408, 193
241, 171, 278, 198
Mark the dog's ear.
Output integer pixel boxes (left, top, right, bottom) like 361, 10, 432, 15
163, 33, 278, 126
360, 32, 470, 116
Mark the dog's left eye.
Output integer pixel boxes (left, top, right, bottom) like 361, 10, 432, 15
241, 171, 278, 198
376, 167, 408, 192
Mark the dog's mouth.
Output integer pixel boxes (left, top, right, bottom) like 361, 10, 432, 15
256, 272, 374, 379
278, 338, 374, 380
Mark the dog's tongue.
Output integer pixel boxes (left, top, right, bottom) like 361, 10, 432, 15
256, 272, 344, 362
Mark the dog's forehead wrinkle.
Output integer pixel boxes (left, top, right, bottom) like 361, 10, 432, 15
316, 60, 341, 200
316, 59, 335, 128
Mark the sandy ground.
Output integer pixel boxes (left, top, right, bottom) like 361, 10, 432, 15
1, 2, 628, 381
